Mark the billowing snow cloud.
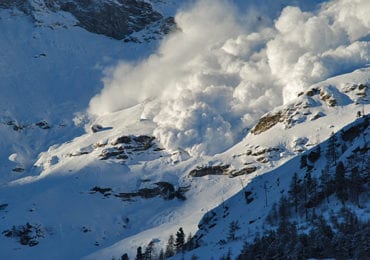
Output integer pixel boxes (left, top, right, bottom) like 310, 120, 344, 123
89, 0, 370, 156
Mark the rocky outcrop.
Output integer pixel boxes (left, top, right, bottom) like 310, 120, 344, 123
189, 165, 230, 177
251, 112, 282, 135
2, 223, 44, 247
59, 0, 164, 40
0, 0, 32, 14
112, 182, 190, 201
229, 166, 257, 177
0, 0, 176, 40
250, 84, 359, 135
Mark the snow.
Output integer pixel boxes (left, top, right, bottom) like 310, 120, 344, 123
0, 5, 161, 178
0, 0, 369, 259
89, 0, 370, 156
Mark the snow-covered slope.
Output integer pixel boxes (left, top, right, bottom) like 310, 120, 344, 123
0, 0, 181, 180
1, 68, 368, 259
182, 114, 370, 259
0, 0, 369, 259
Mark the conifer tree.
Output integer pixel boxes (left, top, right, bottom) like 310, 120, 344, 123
349, 167, 362, 206
289, 172, 301, 213
326, 133, 338, 165
227, 221, 240, 241
319, 165, 332, 203
165, 234, 175, 257
136, 247, 144, 260
158, 249, 164, 260
175, 228, 185, 253
186, 233, 194, 251
335, 161, 348, 203
144, 241, 154, 260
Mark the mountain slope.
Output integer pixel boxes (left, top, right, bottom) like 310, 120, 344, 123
1, 68, 366, 259
82, 67, 369, 260
180, 115, 369, 259
0, 0, 369, 259
0, 0, 182, 181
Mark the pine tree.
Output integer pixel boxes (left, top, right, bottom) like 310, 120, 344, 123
227, 221, 240, 241
225, 248, 232, 260
302, 171, 318, 219
158, 249, 164, 260
121, 253, 129, 260
278, 195, 290, 222
349, 166, 363, 206
326, 133, 338, 165
319, 165, 332, 203
300, 154, 308, 168
165, 234, 175, 258
335, 161, 348, 203
144, 241, 154, 260
185, 233, 194, 251
289, 172, 301, 213
136, 247, 144, 260
308, 145, 321, 163
175, 228, 185, 253
304, 171, 318, 207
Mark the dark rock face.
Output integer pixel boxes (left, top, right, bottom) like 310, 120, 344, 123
90, 182, 190, 201
2, 223, 44, 247
0, 0, 176, 40
0, 0, 31, 13
59, 0, 163, 40
189, 165, 230, 177
229, 166, 257, 177
251, 112, 282, 135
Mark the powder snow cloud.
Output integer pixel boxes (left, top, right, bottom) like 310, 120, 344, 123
89, 0, 370, 155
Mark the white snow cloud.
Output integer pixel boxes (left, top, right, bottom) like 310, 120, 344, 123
89, 0, 370, 155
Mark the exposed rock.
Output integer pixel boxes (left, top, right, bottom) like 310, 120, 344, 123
293, 137, 308, 146
111, 136, 132, 145
89, 186, 112, 196
198, 211, 217, 230
99, 147, 125, 160
358, 84, 367, 90
3, 223, 44, 247
0, 204, 8, 211
12, 167, 25, 173
93, 140, 108, 148
155, 181, 175, 200
81, 226, 91, 233
229, 166, 257, 178
35, 120, 51, 129
6, 120, 24, 131
133, 135, 153, 143
244, 191, 254, 204
341, 116, 369, 142
0, 0, 32, 14
69, 146, 93, 157
159, 16, 177, 35
256, 157, 269, 163
311, 111, 326, 121
306, 88, 320, 97
1, 0, 175, 41
320, 90, 337, 107
133, 136, 155, 151
115, 182, 189, 201
251, 112, 282, 135
91, 124, 103, 133
60, 0, 163, 40
189, 165, 230, 177
251, 148, 267, 156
